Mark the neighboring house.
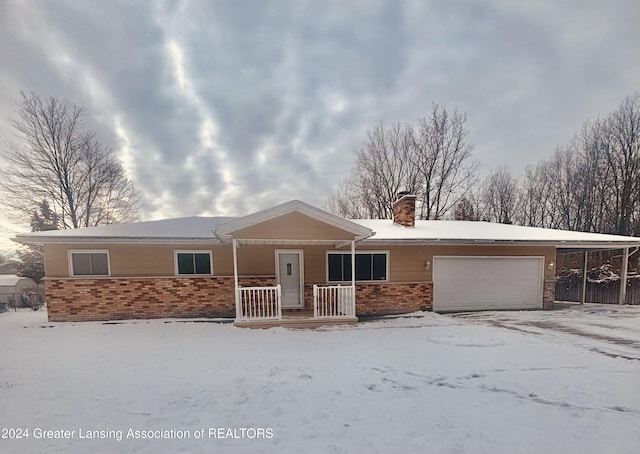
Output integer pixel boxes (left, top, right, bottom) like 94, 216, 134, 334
0, 274, 38, 307
0, 261, 19, 275
13, 195, 640, 327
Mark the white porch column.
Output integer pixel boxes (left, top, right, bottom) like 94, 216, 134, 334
619, 247, 629, 305
232, 239, 240, 317
581, 250, 588, 305
351, 240, 356, 315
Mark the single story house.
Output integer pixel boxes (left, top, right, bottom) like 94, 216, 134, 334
13, 195, 640, 327
0, 274, 38, 307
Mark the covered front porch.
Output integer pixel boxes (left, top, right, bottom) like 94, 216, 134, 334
231, 239, 358, 328
213, 200, 374, 328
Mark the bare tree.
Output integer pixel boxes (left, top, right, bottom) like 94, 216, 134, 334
546, 146, 589, 231
517, 163, 554, 227
515, 119, 615, 232
0, 91, 140, 228
324, 175, 371, 219
523, 93, 640, 235
325, 122, 421, 219
328, 93, 640, 233
326, 106, 477, 220
411, 105, 478, 219
518, 141, 601, 232
603, 93, 640, 236
481, 167, 519, 224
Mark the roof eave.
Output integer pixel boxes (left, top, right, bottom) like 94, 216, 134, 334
359, 238, 640, 248
12, 236, 222, 245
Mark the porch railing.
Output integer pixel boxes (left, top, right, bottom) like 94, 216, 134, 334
313, 284, 355, 318
236, 285, 282, 321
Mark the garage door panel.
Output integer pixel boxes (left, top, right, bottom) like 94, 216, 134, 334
433, 256, 543, 312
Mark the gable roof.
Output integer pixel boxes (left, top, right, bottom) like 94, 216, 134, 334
214, 200, 373, 242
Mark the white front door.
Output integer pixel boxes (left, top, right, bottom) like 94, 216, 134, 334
276, 250, 303, 308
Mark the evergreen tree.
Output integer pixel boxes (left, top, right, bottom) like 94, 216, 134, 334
17, 200, 59, 283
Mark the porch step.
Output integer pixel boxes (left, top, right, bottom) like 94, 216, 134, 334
234, 317, 358, 329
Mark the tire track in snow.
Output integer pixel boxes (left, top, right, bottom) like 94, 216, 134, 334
363, 367, 640, 417
452, 313, 640, 361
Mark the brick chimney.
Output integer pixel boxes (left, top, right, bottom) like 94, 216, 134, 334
392, 192, 416, 227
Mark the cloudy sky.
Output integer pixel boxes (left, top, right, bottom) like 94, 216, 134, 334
0, 0, 639, 251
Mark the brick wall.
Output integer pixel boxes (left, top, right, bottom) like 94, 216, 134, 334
46, 277, 238, 322
356, 282, 432, 316
294, 282, 433, 316
543, 280, 555, 309
238, 276, 276, 287
45, 274, 546, 322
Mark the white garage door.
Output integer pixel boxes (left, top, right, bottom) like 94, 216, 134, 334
433, 256, 544, 312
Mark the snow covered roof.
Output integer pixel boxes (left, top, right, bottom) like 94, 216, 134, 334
354, 219, 640, 248
0, 275, 36, 287
13, 217, 236, 244
12, 205, 640, 248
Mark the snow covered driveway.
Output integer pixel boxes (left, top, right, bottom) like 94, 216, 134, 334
453, 303, 640, 361
1, 307, 639, 454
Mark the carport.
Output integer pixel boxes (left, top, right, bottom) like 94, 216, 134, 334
556, 246, 639, 305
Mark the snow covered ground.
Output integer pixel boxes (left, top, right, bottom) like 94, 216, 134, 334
1, 305, 639, 453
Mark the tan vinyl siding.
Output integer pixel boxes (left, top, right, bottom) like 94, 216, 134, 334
346, 244, 555, 283
301, 246, 327, 283
44, 243, 232, 278
232, 212, 355, 240
234, 245, 328, 283
234, 245, 278, 275
44, 242, 555, 284
44, 244, 73, 277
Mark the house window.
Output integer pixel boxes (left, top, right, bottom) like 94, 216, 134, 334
327, 252, 388, 282
69, 251, 110, 276
175, 251, 212, 275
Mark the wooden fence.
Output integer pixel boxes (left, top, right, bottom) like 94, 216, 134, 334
555, 275, 640, 305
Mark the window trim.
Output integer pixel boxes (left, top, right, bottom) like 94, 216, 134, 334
173, 250, 214, 276
325, 250, 389, 283
68, 249, 111, 277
